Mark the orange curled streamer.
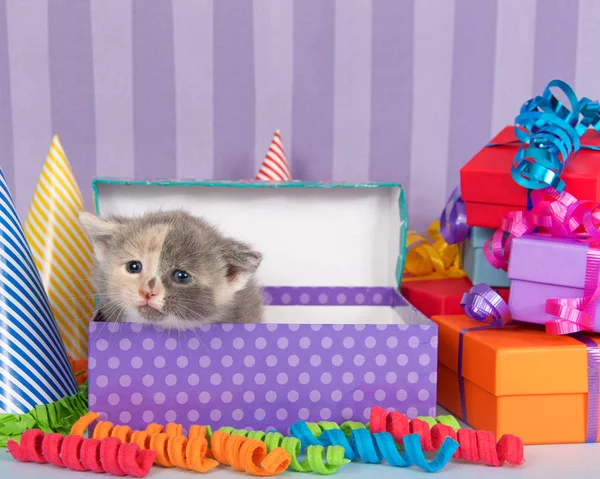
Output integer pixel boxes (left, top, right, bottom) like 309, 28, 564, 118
72, 412, 291, 476
369, 406, 524, 467
211, 430, 291, 476
71, 412, 218, 473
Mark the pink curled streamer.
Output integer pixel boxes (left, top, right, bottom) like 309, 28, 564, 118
483, 187, 600, 271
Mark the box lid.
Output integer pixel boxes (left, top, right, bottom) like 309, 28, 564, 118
460, 126, 600, 207
507, 234, 587, 288
92, 179, 406, 288
433, 314, 596, 396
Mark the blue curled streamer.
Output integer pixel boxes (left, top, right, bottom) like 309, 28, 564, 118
289, 421, 458, 473
507, 79, 600, 192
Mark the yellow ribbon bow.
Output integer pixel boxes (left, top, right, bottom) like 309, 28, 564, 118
402, 220, 466, 282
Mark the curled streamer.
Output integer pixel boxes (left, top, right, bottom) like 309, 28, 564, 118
510, 79, 600, 192
289, 420, 458, 473
369, 406, 524, 467
220, 426, 349, 475
73, 412, 291, 476
484, 187, 600, 272
439, 187, 470, 245
404, 220, 467, 281
7, 429, 155, 477
211, 430, 291, 476
460, 283, 511, 327
72, 412, 218, 473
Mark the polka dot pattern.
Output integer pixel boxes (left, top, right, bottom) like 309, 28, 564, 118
262, 287, 407, 306
88, 317, 436, 431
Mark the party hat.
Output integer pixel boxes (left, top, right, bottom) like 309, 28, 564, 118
23, 135, 95, 359
256, 129, 292, 180
0, 167, 78, 414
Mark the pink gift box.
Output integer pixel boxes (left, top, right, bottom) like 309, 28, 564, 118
508, 234, 600, 330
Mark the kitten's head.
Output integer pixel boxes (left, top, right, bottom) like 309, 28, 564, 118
79, 210, 262, 328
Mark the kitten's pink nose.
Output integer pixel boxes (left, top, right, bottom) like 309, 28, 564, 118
140, 289, 157, 301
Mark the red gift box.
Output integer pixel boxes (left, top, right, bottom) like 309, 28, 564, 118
400, 277, 509, 318
460, 126, 600, 228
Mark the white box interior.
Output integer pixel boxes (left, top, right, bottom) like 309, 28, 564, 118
262, 305, 427, 325
95, 183, 403, 288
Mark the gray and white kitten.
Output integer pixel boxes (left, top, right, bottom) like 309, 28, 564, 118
79, 210, 264, 329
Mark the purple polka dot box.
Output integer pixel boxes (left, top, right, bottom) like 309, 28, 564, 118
88, 180, 438, 433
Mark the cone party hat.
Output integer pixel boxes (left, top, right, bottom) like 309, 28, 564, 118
23, 135, 95, 359
0, 166, 78, 414
256, 129, 291, 180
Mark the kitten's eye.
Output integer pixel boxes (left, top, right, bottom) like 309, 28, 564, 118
126, 261, 143, 274
173, 270, 191, 284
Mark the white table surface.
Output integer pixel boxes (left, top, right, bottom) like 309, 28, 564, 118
1, 407, 599, 478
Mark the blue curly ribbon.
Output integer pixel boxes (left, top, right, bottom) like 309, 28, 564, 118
289, 421, 458, 473
490, 79, 600, 193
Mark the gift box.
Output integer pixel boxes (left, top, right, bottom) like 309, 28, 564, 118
400, 277, 509, 319
433, 314, 600, 444
462, 227, 510, 287
508, 234, 600, 332
460, 126, 600, 228
87, 179, 438, 432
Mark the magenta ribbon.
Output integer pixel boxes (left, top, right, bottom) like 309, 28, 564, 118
545, 245, 600, 335
440, 186, 470, 245
572, 333, 600, 443
484, 187, 600, 272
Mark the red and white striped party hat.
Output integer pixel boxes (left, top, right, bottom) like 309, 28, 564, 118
256, 130, 291, 181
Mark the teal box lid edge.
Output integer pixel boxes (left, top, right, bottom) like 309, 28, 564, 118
92, 178, 402, 189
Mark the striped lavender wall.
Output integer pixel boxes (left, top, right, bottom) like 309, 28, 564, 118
1, 0, 597, 232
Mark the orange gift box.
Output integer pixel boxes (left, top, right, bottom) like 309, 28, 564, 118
460, 126, 600, 228
433, 314, 600, 445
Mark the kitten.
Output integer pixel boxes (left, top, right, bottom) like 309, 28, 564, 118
79, 210, 264, 329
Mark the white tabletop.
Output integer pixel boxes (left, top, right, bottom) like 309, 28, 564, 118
1, 407, 599, 478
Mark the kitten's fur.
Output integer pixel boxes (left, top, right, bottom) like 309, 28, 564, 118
79, 210, 263, 329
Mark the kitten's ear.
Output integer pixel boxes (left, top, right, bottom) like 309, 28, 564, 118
79, 212, 120, 260
222, 240, 262, 293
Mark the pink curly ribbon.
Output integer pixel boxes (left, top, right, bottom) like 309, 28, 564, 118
483, 187, 600, 271
440, 186, 470, 245
484, 186, 600, 335
545, 246, 600, 335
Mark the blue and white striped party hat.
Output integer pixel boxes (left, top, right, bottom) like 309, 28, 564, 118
0, 168, 78, 414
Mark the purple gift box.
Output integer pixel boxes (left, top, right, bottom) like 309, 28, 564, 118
88, 180, 438, 432
508, 234, 600, 330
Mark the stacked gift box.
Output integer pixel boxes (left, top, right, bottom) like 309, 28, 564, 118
424, 80, 600, 445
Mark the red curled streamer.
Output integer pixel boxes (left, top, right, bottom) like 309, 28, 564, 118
7, 429, 156, 477
368, 407, 524, 467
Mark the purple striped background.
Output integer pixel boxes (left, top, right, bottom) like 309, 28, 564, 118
1, 0, 595, 232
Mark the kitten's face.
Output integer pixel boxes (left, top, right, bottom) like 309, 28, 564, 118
80, 210, 262, 328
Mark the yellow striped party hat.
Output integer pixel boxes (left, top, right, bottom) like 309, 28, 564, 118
23, 135, 95, 359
